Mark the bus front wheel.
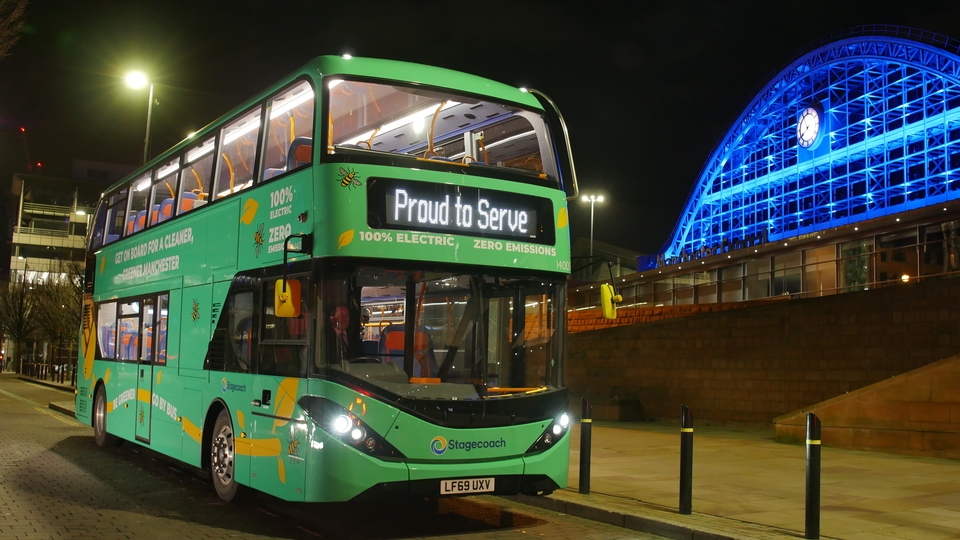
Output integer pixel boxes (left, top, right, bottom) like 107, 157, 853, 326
93, 386, 122, 447
210, 409, 248, 502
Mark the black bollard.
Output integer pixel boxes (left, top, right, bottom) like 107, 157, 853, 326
679, 404, 693, 514
579, 397, 592, 494
805, 412, 821, 539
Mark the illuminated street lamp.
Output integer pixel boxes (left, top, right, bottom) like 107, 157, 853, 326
580, 194, 604, 257
125, 71, 154, 165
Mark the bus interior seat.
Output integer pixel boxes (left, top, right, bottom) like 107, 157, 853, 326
125, 214, 136, 236
105, 233, 120, 245
158, 198, 175, 222
133, 210, 147, 232
149, 204, 161, 226
180, 191, 197, 213
119, 320, 138, 360
379, 326, 437, 378
287, 137, 313, 169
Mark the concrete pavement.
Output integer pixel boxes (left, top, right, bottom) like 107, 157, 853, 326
17, 373, 960, 539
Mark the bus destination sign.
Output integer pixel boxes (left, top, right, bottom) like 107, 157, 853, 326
367, 177, 555, 244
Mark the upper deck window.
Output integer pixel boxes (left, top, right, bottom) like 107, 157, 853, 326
326, 79, 558, 183
262, 80, 315, 181
215, 107, 263, 199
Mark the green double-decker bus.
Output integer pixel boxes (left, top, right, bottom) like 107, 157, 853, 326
76, 55, 578, 503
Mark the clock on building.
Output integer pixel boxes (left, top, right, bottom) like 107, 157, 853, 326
797, 104, 822, 148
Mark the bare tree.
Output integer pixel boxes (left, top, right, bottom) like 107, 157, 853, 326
0, 0, 28, 59
33, 261, 85, 381
0, 279, 38, 373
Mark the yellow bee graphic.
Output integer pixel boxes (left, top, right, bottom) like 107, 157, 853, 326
338, 167, 362, 190
254, 223, 265, 257
138, 406, 145, 425
191, 299, 200, 322
288, 437, 300, 458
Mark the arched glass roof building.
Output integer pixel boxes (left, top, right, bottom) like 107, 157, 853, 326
581, 26, 960, 309
665, 25, 960, 262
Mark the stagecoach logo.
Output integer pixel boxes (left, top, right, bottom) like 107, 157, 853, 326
430, 436, 447, 455
430, 435, 507, 455
221, 378, 247, 393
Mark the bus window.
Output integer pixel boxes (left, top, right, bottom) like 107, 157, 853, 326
97, 302, 118, 359
261, 276, 310, 377
118, 300, 141, 361
126, 173, 152, 236
156, 294, 168, 365
326, 80, 556, 181
104, 187, 128, 245
180, 137, 215, 214
262, 80, 315, 181
140, 298, 155, 363
227, 291, 255, 373
215, 108, 262, 199
87, 200, 107, 252
151, 157, 180, 225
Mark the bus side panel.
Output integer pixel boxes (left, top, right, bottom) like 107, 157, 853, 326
146, 365, 185, 460
104, 361, 140, 442
522, 434, 570, 489
236, 171, 313, 270
180, 387, 204, 468
180, 284, 212, 374
205, 199, 240, 282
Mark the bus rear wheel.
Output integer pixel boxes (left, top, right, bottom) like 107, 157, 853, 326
93, 386, 122, 447
210, 409, 248, 502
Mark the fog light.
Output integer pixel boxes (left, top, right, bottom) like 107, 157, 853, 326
365, 438, 377, 451
350, 427, 365, 441
552, 424, 562, 435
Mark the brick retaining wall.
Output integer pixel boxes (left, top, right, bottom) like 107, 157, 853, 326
565, 277, 960, 424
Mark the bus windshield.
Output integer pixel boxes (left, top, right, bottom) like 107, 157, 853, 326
327, 79, 559, 183
319, 267, 564, 400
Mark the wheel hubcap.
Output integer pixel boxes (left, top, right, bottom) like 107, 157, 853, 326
212, 426, 234, 482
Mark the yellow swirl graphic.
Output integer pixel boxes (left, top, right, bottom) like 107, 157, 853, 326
557, 207, 568, 229
272, 378, 299, 434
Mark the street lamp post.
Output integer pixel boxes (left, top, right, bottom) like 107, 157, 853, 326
125, 71, 154, 165
581, 194, 604, 257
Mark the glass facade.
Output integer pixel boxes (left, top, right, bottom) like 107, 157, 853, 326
576, 28, 960, 313
654, 27, 960, 266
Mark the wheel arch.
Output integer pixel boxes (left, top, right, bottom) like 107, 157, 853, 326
201, 398, 229, 471
91, 378, 107, 428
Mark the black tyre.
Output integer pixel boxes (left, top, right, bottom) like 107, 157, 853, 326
210, 409, 248, 502
93, 386, 122, 447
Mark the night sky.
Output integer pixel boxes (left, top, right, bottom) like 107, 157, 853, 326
3, 1, 960, 255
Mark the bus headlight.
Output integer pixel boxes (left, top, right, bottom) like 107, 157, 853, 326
333, 414, 352, 434
298, 395, 405, 459
525, 411, 571, 454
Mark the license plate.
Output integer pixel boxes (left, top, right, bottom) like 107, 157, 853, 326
440, 477, 495, 494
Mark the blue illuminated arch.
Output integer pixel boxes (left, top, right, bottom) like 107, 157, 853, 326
662, 26, 960, 261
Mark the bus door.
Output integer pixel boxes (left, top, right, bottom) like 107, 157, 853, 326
135, 297, 157, 443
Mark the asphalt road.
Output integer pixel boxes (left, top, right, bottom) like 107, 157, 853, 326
0, 376, 663, 539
